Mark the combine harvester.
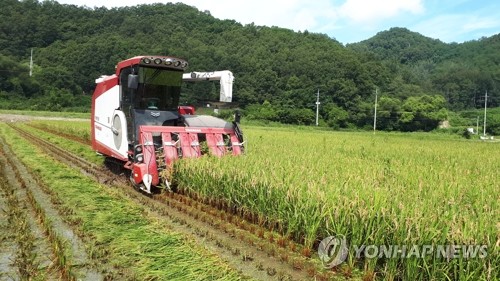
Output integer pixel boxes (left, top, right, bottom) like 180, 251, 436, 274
91, 56, 244, 193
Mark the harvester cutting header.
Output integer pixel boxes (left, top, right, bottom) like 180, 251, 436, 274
91, 56, 244, 193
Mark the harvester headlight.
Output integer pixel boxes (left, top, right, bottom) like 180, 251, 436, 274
181, 61, 188, 68
135, 153, 144, 163
134, 144, 143, 154
165, 58, 173, 65
174, 60, 181, 67
154, 58, 162, 64
142, 58, 151, 64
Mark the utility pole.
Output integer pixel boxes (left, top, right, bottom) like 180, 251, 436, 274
373, 88, 378, 133
29, 48, 33, 77
315, 89, 320, 126
483, 90, 488, 136
476, 116, 479, 135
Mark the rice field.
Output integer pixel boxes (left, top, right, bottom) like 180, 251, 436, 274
25, 120, 499, 280
177, 128, 499, 280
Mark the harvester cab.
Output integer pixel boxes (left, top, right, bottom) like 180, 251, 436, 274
91, 56, 244, 193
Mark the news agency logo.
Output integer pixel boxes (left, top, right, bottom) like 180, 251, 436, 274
318, 235, 488, 268
318, 235, 348, 268
352, 244, 488, 261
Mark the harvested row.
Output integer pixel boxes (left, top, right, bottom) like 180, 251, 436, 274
4, 122, 338, 280
0, 137, 80, 280
0, 156, 43, 280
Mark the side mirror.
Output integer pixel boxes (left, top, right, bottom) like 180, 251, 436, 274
128, 74, 139, 89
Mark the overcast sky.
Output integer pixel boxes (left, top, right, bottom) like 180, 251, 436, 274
53, 0, 500, 44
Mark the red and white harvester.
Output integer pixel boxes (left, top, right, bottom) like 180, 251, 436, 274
91, 56, 244, 193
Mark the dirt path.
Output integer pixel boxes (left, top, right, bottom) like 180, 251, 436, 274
0, 113, 88, 123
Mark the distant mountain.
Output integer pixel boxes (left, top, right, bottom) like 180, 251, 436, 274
451, 33, 500, 69
347, 27, 450, 64
348, 27, 500, 67
348, 27, 499, 111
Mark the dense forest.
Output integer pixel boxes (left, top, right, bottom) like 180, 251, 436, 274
1, 0, 499, 133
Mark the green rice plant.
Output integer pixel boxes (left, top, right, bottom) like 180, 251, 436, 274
28, 120, 91, 143
17, 123, 101, 165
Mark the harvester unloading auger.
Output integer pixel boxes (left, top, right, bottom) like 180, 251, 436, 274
91, 56, 244, 193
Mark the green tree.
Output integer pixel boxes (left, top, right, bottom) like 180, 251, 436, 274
244, 100, 278, 122
400, 95, 448, 131
323, 103, 349, 129
278, 107, 315, 125
377, 96, 402, 130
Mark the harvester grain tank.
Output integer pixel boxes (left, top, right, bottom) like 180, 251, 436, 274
91, 56, 244, 193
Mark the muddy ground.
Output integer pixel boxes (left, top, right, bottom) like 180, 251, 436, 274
0, 133, 104, 280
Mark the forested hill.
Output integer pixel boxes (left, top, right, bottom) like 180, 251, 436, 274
348, 28, 500, 115
1, 0, 499, 132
